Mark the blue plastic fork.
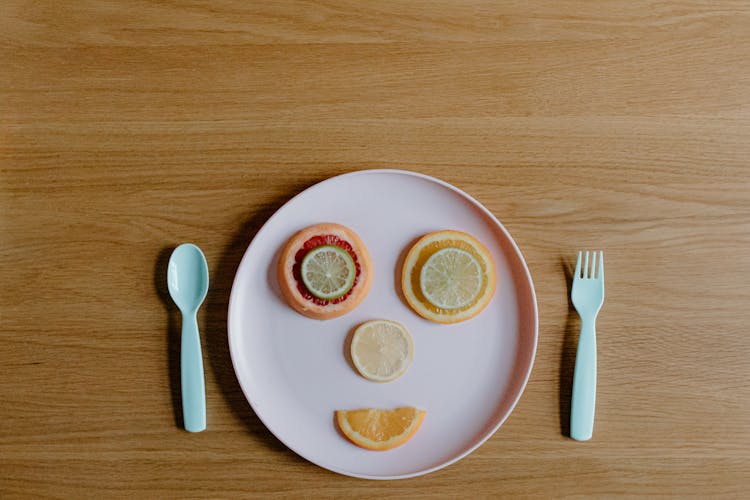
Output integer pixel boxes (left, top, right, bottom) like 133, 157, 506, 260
570, 250, 604, 441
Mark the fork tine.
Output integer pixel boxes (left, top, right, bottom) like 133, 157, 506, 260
574, 251, 582, 279
598, 250, 604, 281
583, 251, 590, 278
590, 251, 597, 279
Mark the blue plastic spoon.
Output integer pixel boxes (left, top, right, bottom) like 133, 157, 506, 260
167, 243, 208, 432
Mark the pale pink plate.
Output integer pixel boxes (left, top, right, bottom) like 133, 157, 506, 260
228, 170, 538, 479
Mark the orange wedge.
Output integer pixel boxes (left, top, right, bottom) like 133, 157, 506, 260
401, 230, 496, 324
335, 407, 425, 451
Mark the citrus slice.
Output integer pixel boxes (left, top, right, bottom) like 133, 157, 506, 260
335, 407, 425, 451
278, 223, 373, 320
420, 247, 483, 309
300, 245, 356, 300
350, 320, 413, 382
401, 230, 496, 324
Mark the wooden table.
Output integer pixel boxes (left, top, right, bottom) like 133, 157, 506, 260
2, 1, 749, 497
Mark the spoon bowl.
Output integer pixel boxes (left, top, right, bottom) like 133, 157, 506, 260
168, 244, 209, 313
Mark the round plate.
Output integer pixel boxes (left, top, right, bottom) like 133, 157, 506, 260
228, 170, 538, 479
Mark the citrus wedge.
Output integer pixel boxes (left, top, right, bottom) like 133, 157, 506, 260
401, 230, 496, 324
335, 407, 425, 451
350, 320, 413, 382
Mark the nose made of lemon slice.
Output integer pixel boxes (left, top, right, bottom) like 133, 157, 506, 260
350, 319, 413, 382
401, 230, 496, 324
335, 407, 426, 451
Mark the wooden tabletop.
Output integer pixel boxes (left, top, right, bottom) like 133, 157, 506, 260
2, 1, 749, 497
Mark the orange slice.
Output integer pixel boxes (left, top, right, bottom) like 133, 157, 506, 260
335, 407, 425, 451
401, 230, 496, 324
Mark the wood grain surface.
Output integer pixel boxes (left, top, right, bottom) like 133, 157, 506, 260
2, 1, 749, 497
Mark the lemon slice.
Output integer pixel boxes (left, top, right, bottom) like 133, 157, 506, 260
350, 319, 413, 382
419, 247, 483, 309
300, 245, 356, 300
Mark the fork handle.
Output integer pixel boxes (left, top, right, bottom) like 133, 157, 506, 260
571, 319, 597, 441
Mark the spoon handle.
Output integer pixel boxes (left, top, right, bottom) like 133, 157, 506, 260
181, 312, 206, 432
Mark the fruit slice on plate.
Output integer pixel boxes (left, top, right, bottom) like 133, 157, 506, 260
301, 245, 356, 300
278, 223, 373, 320
335, 407, 425, 451
401, 230, 496, 324
350, 319, 413, 382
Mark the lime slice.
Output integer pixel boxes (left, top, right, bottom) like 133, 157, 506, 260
301, 245, 356, 300
419, 247, 483, 309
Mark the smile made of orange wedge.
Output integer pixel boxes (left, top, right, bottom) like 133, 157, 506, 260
335, 407, 426, 451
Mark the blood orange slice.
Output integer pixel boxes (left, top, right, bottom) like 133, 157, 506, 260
277, 223, 373, 320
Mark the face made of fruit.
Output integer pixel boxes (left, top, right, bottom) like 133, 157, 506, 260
286, 229, 495, 450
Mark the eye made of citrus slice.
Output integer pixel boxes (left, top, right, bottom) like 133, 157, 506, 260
335, 407, 425, 451
419, 247, 483, 310
401, 230, 496, 324
350, 320, 413, 382
278, 223, 373, 320
300, 245, 356, 300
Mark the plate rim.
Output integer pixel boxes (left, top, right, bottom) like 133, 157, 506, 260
227, 168, 539, 480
